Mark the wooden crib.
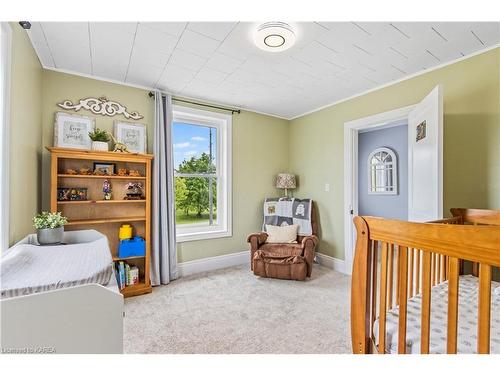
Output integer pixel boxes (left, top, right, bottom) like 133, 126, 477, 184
350, 208, 500, 354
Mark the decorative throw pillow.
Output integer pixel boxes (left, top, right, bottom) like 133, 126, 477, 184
265, 224, 299, 243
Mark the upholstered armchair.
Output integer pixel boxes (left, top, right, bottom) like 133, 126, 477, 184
247, 201, 319, 280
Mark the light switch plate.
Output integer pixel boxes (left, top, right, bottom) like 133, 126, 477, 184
324, 183, 330, 192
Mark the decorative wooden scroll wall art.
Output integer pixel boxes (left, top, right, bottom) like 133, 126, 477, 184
57, 97, 144, 120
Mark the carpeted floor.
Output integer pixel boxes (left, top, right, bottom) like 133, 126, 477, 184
124, 264, 351, 354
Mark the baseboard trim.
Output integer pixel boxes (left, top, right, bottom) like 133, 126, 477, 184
177, 250, 348, 277
316, 252, 349, 275
178, 250, 249, 277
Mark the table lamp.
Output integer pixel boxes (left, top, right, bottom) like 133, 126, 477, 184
276, 173, 296, 197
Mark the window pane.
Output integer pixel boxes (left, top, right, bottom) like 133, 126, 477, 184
173, 122, 217, 173
174, 176, 217, 226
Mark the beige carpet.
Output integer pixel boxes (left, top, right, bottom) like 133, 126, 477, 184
124, 264, 352, 354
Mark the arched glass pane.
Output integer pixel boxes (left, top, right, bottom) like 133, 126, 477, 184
367, 147, 398, 194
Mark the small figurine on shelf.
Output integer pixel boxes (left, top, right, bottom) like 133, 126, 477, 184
124, 182, 144, 200
103, 179, 112, 200
69, 188, 87, 201
108, 132, 130, 153
128, 169, 141, 177
66, 168, 78, 175
79, 167, 92, 175
117, 168, 128, 176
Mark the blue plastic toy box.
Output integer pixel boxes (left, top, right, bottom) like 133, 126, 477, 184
118, 236, 146, 258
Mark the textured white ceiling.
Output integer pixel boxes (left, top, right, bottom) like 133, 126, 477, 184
27, 22, 499, 119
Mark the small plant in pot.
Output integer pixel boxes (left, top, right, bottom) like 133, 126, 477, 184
88, 128, 110, 151
33, 211, 67, 245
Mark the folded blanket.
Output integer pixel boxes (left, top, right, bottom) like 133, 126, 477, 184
1, 230, 113, 299
262, 197, 313, 236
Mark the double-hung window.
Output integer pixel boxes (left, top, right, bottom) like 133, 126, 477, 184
172, 105, 232, 242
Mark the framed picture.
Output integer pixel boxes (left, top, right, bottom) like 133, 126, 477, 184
416, 120, 427, 142
54, 112, 94, 149
93, 162, 115, 176
114, 121, 147, 153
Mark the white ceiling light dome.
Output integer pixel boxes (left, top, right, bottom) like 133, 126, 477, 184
254, 22, 296, 52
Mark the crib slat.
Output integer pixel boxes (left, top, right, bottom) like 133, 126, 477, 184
397, 246, 408, 354
387, 244, 394, 309
446, 257, 460, 354
408, 248, 414, 297
477, 264, 492, 354
415, 250, 421, 294
436, 255, 441, 283
421, 252, 432, 354
440, 255, 446, 282
430, 253, 435, 286
371, 241, 379, 335
378, 242, 389, 354
396, 246, 400, 305
472, 224, 479, 277
436, 254, 440, 284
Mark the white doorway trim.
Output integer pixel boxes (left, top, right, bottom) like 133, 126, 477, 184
343, 105, 415, 275
0, 22, 12, 251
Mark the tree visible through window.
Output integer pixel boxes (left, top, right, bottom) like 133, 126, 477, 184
174, 123, 217, 226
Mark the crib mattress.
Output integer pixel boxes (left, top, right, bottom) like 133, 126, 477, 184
1, 230, 113, 299
373, 275, 500, 354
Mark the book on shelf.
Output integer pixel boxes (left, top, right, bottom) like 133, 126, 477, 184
114, 261, 139, 290
119, 261, 125, 290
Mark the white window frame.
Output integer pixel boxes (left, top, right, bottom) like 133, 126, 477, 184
172, 105, 232, 242
0, 23, 12, 251
367, 147, 398, 195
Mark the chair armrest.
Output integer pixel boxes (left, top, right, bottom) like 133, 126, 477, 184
247, 232, 268, 248
247, 232, 268, 271
301, 235, 318, 277
301, 235, 319, 249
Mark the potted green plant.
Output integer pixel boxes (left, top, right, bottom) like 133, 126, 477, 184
33, 211, 67, 245
88, 128, 110, 151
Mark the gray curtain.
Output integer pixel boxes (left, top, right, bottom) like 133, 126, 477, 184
151, 91, 178, 285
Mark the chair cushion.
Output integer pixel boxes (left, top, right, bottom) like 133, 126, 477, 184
252, 250, 307, 281
265, 224, 298, 243
258, 242, 303, 256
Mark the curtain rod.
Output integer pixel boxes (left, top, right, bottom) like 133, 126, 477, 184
148, 91, 241, 114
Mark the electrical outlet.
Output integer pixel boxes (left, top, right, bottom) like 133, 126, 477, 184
324, 183, 330, 192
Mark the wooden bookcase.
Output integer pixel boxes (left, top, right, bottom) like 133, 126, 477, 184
47, 147, 153, 297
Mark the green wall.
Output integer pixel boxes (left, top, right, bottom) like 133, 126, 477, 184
40, 70, 289, 262
8, 23, 43, 245
289, 47, 500, 260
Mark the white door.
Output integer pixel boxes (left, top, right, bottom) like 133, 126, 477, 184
408, 85, 443, 222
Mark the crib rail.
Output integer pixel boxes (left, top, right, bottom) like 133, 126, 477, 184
351, 215, 500, 354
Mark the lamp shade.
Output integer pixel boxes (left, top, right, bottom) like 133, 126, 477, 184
276, 173, 296, 189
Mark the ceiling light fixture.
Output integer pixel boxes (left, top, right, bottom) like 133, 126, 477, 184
254, 22, 296, 52
19, 21, 31, 30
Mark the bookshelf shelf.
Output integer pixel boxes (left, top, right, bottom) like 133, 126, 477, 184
48, 147, 153, 298
112, 255, 146, 262
57, 199, 146, 205
121, 282, 152, 298
58, 174, 146, 180
65, 216, 146, 226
